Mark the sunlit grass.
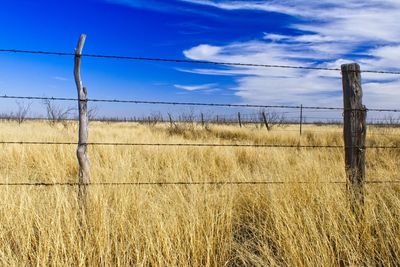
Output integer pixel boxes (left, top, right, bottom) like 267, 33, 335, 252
0, 120, 399, 265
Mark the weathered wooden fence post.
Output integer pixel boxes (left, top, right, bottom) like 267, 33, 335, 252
238, 112, 242, 128
75, 34, 90, 211
201, 113, 204, 127
262, 111, 270, 131
341, 63, 367, 215
299, 104, 303, 136
168, 113, 173, 127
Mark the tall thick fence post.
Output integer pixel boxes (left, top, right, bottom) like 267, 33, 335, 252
201, 113, 204, 127
341, 63, 367, 215
238, 112, 242, 128
299, 104, 303, 136
75, 34, 90, 211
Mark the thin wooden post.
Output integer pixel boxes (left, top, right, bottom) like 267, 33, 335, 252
262, 111, 270, 131
201, 113, 204, 127
238, 112, 242, 128
75, 34, 90, 210
216, 115, 219, 124
341, 63, 367, 215
168, 113, 173, 127
299, 104, 303, 136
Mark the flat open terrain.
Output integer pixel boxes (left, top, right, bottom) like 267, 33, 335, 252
0, 120, 399, 266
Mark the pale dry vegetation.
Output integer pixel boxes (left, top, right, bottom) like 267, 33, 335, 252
0, 120, 399, 266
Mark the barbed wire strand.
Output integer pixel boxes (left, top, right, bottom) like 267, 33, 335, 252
0, 95, 343, 110
1, 49, 400, 75
1, 116, 398, 126
2, 117, 399, 130
0, 180, 398, 186
2, 117, 399, 135
1, 95, 400, 112
0, 141, 342, 148
1, 141, 400, 149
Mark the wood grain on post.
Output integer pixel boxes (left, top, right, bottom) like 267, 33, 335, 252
75, 34, 90, 208
341, 63, 366, 214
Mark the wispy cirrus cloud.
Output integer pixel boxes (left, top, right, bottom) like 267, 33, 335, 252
104, 0, 181, 12
53, 76, 68, 81
104, 0, 221, 17
102, 0, 400, 110
174, 83, 217, 91
180, 0, 400, 109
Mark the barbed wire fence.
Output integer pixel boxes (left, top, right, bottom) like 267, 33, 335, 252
1, 34, 400, 215
0, 180, 399, 187
1, 95, 400, 128
1, 48, 400, 75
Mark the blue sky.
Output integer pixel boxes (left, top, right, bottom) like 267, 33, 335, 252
0, 0, 400, 119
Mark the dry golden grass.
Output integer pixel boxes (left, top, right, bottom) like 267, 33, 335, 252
0, 120, 399, 266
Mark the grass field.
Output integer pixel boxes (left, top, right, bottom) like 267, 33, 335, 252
0, 120, 399, 266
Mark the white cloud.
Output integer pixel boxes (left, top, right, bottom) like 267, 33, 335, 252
263, 33, 290, 41
361, 45, 400, 71
180, 0, 400, 110
180, 0, 307, 16
174, 83, 218, 91
182, 0, 400, 43
53, 76, 68, 81
183, 45, 221, 60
